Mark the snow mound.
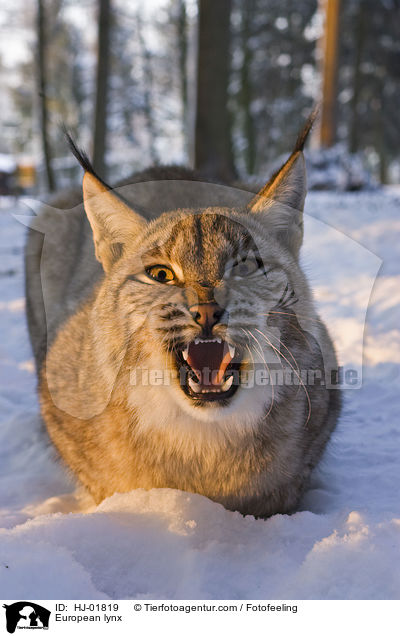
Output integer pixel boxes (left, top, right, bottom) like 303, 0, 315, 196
1, 489, 399, 599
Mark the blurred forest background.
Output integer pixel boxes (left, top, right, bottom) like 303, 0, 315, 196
0, 0, 399, 194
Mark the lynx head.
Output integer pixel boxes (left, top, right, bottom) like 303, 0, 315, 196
69, 115, 316, 427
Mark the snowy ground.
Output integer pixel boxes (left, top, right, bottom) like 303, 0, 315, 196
0, 190, 399, 600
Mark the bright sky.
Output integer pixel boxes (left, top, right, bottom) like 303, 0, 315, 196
0, 1, 33, 69
0, 0, 197, 69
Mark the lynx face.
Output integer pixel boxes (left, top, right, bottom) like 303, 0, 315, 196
101, 206, 312, 424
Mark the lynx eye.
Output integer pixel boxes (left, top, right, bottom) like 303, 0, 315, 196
227, 254, 262, 279
146, 265, 175, 283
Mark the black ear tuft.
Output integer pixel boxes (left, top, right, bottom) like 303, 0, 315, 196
61, 125, 93, 173
293, 105, 319, 153
61, 124, 110, 189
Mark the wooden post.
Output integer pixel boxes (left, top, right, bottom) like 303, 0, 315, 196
320, 0, 341, 147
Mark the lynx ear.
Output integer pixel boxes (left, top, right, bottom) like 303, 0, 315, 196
249, 151, 307, 214
247, 110, 317, 258
82, 172, 147, 272
64, 131, 146, 272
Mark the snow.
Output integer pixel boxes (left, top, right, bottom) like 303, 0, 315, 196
0, 154, 16, 173
0, 190, 399, 600
306, 144, 377, 191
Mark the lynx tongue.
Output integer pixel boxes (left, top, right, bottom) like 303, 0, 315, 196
186, 340, 234, 387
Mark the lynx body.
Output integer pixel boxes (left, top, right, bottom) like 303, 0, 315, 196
25, 122, 341, 517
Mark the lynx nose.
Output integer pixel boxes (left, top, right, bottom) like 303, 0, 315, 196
189, 302, 225, 332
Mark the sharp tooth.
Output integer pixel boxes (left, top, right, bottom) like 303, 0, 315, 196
188, 377, 202, 393
194, 338, 200, 345
217, 337, 222, 344
182, 345, 189, 361
222, 375, 234, 391
228, 344, 235, 358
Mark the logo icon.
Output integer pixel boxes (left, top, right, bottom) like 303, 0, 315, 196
2, 602, 50, 633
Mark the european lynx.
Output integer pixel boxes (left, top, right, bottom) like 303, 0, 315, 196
25, 115, 340, 517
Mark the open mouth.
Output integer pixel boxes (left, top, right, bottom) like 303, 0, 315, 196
176, 338, 242, 402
